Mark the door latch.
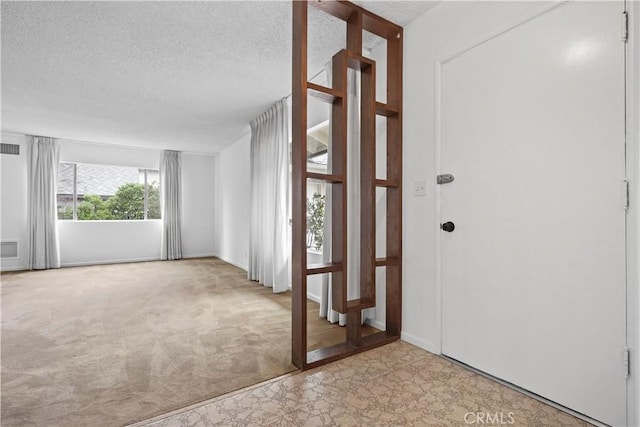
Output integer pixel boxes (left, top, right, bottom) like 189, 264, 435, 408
437, 174, 454, 185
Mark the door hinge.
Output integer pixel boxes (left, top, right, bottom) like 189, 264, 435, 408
624, 347, 630, 379
622, 11, 629, 43
622, 179, 629, 210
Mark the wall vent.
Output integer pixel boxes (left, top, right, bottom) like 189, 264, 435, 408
1, 241, 18, 258
1, 143, 20, 155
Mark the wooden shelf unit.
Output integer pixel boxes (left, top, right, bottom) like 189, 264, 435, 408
306, 172, 343, 183
292, 0, 403, 370
375, 101, 399, 117
306, 262, 343, 275
307, 82, 343, 103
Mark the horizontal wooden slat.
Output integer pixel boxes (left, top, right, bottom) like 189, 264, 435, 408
346, 297, 374, 311
306, 331, 398, 369
307, 172, 344, 183
375, 102, 399, 117
308, 0, 402, 40
347, 52, 374, 70
307, 82, 343, 103
375, 256, 400, 267
375, 179, 399, 188
307, 262, 342, 275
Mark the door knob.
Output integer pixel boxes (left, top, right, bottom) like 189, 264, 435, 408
441, 221, 455, 232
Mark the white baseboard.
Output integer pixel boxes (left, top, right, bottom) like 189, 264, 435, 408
307, 292, 321, 304
60, 256, 160, 268
182, 253, 217, 260
365, 318, 386, 331
0, 264, 28, 272
401, 331, 440, 354
212, 253, 248, 271
59, 253, 217, 269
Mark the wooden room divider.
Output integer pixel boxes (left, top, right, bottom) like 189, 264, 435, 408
292, 0, 403, 370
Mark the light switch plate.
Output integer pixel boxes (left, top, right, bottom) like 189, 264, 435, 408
413, 180, 427, 197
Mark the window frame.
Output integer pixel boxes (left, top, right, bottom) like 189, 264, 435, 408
57, 161, 161, 222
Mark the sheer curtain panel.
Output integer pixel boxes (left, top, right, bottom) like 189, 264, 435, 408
248, 98, 290, 293
27, 136, 61, 270
160, 150, 183, 260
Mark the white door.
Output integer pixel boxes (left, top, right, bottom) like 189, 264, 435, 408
440, 2, 627, 425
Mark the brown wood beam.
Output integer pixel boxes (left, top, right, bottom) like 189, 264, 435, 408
308, 82, 343, 103
330, 49, 348, 315
385, 31, 403, 337
360, 50, 376, 310
306, 331, 398, 368
346, 9, 362, 55
309, 0, 402, 39
291, 0, 308, 370
346, 311, 362, 346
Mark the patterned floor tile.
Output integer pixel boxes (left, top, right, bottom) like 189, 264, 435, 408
137, 341, 591, 427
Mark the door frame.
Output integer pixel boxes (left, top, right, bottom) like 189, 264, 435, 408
432, 1, 639, 425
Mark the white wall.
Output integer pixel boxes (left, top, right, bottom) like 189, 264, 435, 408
182, 152, 216, 258
402, 2, 638, 424
59, 140, 216, 266
0, 135, 216, 269
57, 140, 163, 266
0, 133, 29, 270
401, 0, 557, 352
214, 132, 250, 269
58, 220, 162, 266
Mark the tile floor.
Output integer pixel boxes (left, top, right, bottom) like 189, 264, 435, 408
133, 341, 591, 427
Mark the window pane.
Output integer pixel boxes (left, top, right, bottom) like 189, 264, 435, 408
306, 181, 326, 252
76, 164, 144, 220
57, 163, 75, 220
146, 169, 161, 219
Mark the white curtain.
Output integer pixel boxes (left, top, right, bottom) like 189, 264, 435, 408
27, 136, 61, 270
160, 150, 183, 260
319, 64, 364, 325
248, 98, 290, 293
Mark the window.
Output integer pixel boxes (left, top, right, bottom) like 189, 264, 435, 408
305, 121, 329, 252
57, 163, 160, 220
287, 95, 329, 253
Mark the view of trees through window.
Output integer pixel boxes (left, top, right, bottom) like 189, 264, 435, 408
306, 193, 325, 251
57, 163, 160, 220
305, 121, 329, 252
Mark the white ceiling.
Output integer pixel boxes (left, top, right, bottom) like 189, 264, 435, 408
1, 1, 439, 154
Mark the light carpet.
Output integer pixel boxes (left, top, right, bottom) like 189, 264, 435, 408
1, 257, 365, 426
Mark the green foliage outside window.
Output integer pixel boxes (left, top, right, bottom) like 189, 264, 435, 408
58, 206, 74, 220
78, 194, 115, 220
69, 183, 161, 220
146, 182, 161, 219
306, 193, 325, 251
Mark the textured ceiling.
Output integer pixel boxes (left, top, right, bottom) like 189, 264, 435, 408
1, 1, 439, 154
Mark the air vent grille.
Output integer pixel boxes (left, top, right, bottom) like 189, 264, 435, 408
1, 241, 18, 258
1, 143, 20, 155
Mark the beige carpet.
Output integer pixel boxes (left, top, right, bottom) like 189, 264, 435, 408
1, 257, 365, 427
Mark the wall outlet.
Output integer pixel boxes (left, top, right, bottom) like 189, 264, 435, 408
413, 180, 427, 197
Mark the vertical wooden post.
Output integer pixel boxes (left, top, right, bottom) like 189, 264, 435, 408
345, 9, 363, 347
346, 11, 362, 55
360, 59, 376, 309
291, 0, 308, 370
330, 51, 348, 314
385, 31, 403, 336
